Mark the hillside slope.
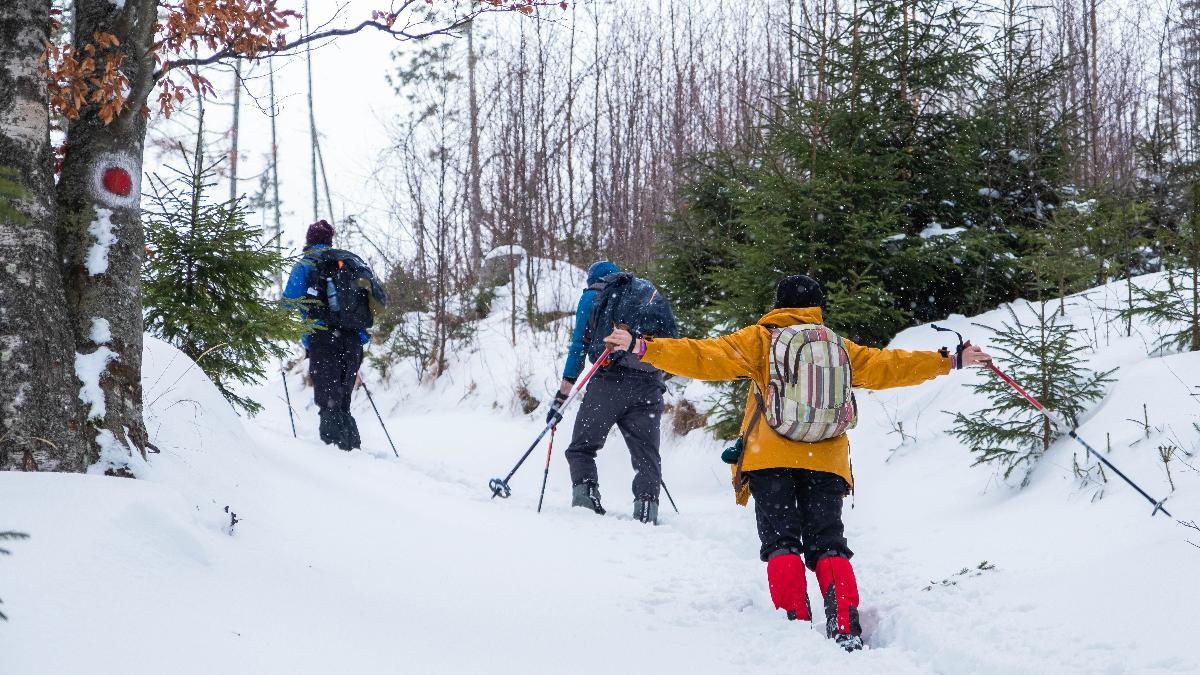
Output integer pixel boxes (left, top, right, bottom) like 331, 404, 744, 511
1, 261, 1197, 674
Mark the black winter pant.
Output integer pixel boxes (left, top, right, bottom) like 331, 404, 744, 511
308, 329, 363, 450
747, 467, 853, 568
565, 371, 665, 500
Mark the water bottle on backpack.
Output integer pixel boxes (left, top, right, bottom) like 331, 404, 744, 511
325, 277, 340, 314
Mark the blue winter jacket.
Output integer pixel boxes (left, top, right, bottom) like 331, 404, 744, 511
562, 261, 620, 380
283, 244, 370, 348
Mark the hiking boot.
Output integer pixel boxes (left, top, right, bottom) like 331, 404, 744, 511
318, 411, 340, 446
815, 555, 862, 648
571, 480, 606, 515
633, 495, 658, 525
833, 634, 864, 652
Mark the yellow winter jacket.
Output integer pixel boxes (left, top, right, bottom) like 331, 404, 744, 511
640, 307, 951, 504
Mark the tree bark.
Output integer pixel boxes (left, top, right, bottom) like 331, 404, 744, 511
269, 59, 283, 293
229, 62, 241, 204
55, 0, 158, 465
466, 20, 484, 271
0, 0, 92, 471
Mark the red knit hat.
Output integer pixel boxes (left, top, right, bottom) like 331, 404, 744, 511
306, 219, 335, 247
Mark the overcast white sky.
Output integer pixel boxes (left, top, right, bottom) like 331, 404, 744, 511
145, 0, 489, 255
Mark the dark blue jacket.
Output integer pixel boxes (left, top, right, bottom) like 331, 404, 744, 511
562, 261, 620, 380
283, 244, 369, 348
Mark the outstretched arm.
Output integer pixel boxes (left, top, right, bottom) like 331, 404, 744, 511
604, 326, 763, 382
847, 339, 991, 390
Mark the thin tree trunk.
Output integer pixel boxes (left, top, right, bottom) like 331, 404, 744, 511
315, 133, 335, 224
305, 0, 319, 221
0, 0, 91, 471
1088, 0, 1100, 186
229, 62, 241, 204
269, 59, 283, 292
564, 8, 578, 263
1192, 183, 1200, 351
466, 20, 484, 270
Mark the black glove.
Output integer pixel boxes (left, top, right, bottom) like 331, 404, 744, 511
546, 391, 569, 426
939, 342, 968, 369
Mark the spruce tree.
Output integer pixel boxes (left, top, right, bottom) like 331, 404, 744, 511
143, 116, 306, 414
658, 0, 1006, 344
971, 0, 1072, 312
1120, 183, 1200, 353
656, 156, 754, 337
950, 302, 1113, 482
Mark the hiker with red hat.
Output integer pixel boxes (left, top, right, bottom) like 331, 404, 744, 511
283, 220, 386, 451
603, 274, 990, 651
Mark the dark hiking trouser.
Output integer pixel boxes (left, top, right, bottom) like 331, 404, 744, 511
747, 467, 853, 568
565, 371, 665, 501
308, 329, 363, 450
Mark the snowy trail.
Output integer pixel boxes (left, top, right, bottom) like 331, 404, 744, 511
1, 371, 1194, 674
4, 268, 1200, 673
1, 407, 908, 673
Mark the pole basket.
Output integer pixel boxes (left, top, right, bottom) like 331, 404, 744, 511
489, 478, 512, 499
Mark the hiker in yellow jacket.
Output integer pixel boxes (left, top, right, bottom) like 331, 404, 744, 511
604, 275, 990, 651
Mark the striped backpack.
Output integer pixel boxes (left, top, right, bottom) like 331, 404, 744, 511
757, 324, 857, 442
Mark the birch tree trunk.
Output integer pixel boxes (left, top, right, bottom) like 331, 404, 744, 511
0, 0, 92, 471
55, 0, 158, 465
229, 62, 242, 204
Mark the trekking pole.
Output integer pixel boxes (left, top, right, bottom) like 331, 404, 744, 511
281, 370, 297, 438
660, 479, 680, 514
932, 325, 1172, 517
359, 380, 399, 458
536, 427, 557, 513
490, 347, 614, 500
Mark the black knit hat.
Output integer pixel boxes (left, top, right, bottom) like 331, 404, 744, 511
306, 219, 335, 247
774, 275, 824, 309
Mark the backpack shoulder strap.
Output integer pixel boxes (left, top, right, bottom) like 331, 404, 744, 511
581, 286, 605, 348
303, 249, 329, 286
732, 390, 768, 492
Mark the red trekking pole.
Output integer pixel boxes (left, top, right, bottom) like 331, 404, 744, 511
490, 347, 613, 500
933, 325, 1172, 517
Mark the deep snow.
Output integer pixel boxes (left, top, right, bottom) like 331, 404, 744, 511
2, 259, 1198, 674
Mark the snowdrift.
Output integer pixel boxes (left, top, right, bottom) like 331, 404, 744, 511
1, 262, 1198, 674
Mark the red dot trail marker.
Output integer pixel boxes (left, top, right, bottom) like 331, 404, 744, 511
101, 167, 132, 197
91, 152, 140, 208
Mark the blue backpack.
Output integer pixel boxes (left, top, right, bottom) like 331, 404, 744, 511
583, 273, 679, 369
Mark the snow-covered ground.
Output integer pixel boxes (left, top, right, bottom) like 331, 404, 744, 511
2, 260, 1198, 674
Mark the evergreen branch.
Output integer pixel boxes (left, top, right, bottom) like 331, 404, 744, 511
0, 531, 30, 556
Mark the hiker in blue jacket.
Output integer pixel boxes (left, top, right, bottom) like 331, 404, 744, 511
548, 261, 668, 524
283, 220, 370, 451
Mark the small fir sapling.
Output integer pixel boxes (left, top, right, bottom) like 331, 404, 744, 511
142, 110, 306, 414
1158, 444, 1178, 492
949, 302, 1115, 483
